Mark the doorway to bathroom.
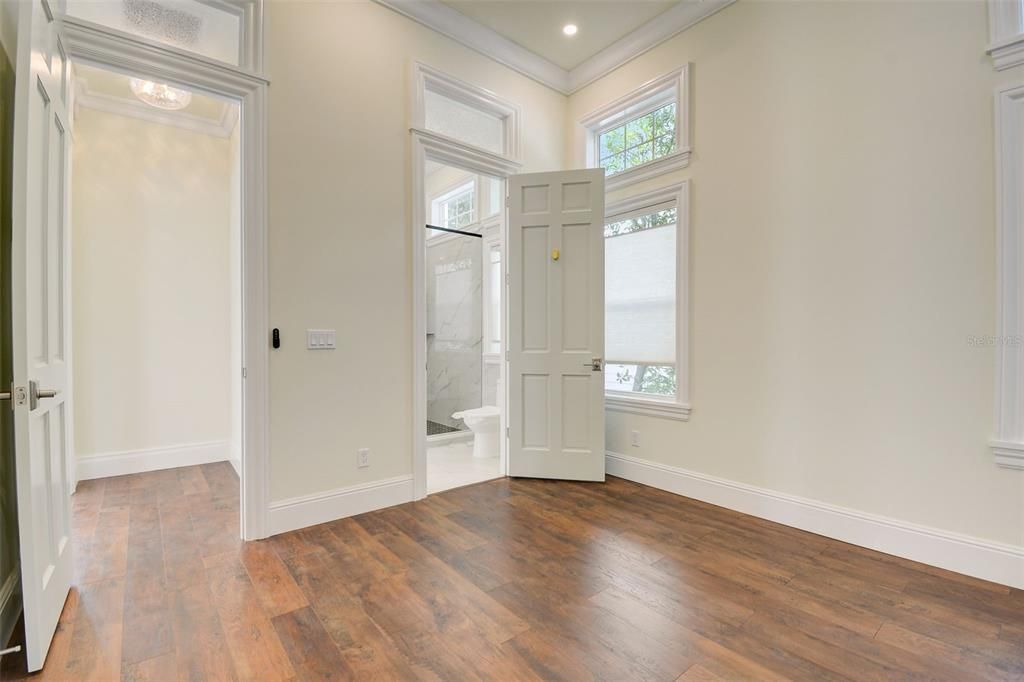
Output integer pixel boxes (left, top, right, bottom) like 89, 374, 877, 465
423, 161, 507, 494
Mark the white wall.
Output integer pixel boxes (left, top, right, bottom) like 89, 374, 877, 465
566, 0, 1024, 548
72, 107, 234, 464
265, 0, 566, 501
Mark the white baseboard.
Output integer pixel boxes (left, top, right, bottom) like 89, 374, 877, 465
0, 565, 21, 650
606, 451, 1024, 589
77, 441, 230, 480
268, 475, 414, 536
228, 457, 241, 477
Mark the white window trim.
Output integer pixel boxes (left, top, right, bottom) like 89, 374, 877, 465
988, 0, 1024, 69
411, 62, 522, 161
991, 82, 1024, 469
581, 66, 690, 192
604, 181, 691, 421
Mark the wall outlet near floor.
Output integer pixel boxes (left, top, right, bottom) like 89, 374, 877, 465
357, 448, 370, 468
630, 431, 640, 448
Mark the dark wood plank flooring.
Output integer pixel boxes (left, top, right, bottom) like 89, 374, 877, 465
3, 463, 1023, 680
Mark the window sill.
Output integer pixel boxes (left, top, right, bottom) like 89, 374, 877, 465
989, 33, 1024, 70
605, 148, 691, 192
606, 394, 691, 421
991, 440, 1024, 470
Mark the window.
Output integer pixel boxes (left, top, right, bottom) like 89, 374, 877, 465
64, 0, 262, 70
431, 181, 475, 232
991, 82, 1024, 469
599, 103, 677, 177
604, 183, 690, 420
988, 0, 1024, 70
414, 63, 522, 160
581, 66, 689, 191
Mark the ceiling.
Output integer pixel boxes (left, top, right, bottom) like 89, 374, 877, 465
440, 0, 678, 70
74, 62, 232, 128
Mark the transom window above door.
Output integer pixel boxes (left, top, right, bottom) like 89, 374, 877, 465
413, 63, 522, 161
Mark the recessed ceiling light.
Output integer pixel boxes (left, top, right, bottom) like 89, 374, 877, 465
563, 24, 578, 36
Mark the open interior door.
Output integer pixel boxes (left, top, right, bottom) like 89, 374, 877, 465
10, 0, 74, 671
507, 169, 605, 481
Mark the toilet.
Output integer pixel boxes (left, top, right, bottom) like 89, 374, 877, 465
451, 406, 500, 459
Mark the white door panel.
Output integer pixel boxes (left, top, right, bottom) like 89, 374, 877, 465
508, 169, 605, 481
12, 0, 74, 671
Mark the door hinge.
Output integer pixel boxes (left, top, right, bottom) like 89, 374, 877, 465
242, 367, 247, 379
506, 426, 509, 439
505, 273, 510, 287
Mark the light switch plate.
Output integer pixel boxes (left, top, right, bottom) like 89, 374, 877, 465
306, 329, 336, 350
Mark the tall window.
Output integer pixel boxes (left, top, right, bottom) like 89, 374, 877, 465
605, 207, 678, 399
599, 103, 677, 177
432, 182, 475, 231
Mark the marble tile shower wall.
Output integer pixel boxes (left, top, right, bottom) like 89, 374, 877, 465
427, 234, 482, 429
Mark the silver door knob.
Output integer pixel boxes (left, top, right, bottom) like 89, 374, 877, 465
584, 358, 603, 372
29, 380, 57, 410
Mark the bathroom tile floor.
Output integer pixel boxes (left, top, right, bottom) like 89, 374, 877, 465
426, 439, 502, 493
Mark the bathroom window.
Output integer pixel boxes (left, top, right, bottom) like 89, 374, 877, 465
432, 181, 476, 232
604, 182, 690, 420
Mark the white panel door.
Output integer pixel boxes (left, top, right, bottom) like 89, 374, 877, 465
507, 169, 605, 481
11, 0, 74, 671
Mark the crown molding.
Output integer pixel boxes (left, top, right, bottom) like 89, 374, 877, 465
568, 0, 733, 92
74, 75, 238, 138
373, 0, 735, 96
375, 0, 569, 92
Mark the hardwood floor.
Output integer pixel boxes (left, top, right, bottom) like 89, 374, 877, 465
3, 463, 1023, 680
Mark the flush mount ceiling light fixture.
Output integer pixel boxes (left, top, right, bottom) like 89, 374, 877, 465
128, 78, 192, 110
562, 23, 578, 36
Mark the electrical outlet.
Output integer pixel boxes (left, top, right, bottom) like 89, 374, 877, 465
357, 448, 370, 468
630, 430, 640, 447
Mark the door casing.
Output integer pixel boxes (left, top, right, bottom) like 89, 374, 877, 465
60, 16, 271, 539
410, 128, 521, 499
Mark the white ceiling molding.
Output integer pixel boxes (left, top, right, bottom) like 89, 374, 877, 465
568, 0, 733, 92
376, 0, 569, 92
74, 76, 237, 138
373, 0, 735, 95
